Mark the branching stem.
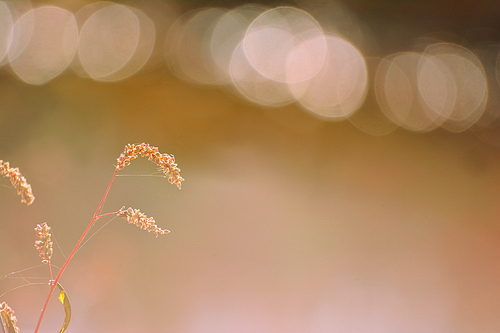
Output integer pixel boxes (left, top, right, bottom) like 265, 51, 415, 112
33, 169, 118, 333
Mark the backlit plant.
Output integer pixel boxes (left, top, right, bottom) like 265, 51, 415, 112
1, 143, 183, 333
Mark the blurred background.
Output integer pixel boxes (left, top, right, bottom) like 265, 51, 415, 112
1, 0, 500, 332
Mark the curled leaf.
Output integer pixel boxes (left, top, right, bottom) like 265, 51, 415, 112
56, 283, 71, 333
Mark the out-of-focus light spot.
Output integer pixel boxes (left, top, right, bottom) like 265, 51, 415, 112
71, 2, 114, 78
470, 43, 500, 147
3, 0, 32, 22
166, 8, 228, 85
421, 43, 487, 132
9, 6, 77, 85
285, 33, 329, 85
348, 57, 398, 136
376, 44, 488, 133
0, 0, 32, 66
0, 2, 12, 64
209, 5, 266, 84
472, 43, 500, 128
298, 0, 374, 56
78, 4, 143, 80
288, 35, 368, 119
230, 39, 296, 107
125, 0, 179, 71
417, 55, 456, 121
75, 2, 156, 81
100, 6, 155, 81
375, 52, 445, 132
243, 6, 327, 83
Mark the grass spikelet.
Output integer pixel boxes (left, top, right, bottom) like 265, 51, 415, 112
34, 223, 53, 264
0, 160, 35, 205
116, 206, 170, 237
115, 143, 184, 189
14, 143, 183, 333
0, 301, 20, 333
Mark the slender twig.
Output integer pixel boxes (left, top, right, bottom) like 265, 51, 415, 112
33, 170, 118, 333
47, 260, 53, 283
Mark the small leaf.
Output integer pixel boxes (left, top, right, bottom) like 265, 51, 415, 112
56, 283, 71, 333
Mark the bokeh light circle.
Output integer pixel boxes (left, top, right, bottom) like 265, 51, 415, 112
0, 2, 13, 64
78, 4, 141, 80
421, 43, 487, 132
375, 52, 449, 132
9, 6, 77, 85
209, 5, 266, 84
288, 35, 368, 119
243, 6, 327, 83
230, 39, 296, 107
347, 57, 399, 136
166, 8, 228, 85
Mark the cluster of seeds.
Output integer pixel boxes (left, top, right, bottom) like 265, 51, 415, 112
34, 223, 53, 264
116, 143, 184, 189
0, 301, 20, 333
0, 160, 35, 205
116, 206, 170, 237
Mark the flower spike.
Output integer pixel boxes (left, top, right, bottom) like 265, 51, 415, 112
116, 143, 184, 189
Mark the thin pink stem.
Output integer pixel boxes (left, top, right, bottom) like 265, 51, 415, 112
34, 169, 118, 333
48, 260, 53, 282
95, 211, 120, 220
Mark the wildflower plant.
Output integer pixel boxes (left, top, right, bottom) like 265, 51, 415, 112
0, 143, 183, 332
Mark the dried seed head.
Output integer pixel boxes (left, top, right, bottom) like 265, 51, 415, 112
115, 143, 184, 189
34, 223, 53, 264
0, 160, 35, 205
0, 301, 20, 333
116, 206, 170, 237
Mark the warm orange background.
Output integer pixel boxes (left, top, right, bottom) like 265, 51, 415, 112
1, 1, 500, 332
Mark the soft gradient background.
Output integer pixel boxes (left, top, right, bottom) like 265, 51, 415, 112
1, 0, 500, 332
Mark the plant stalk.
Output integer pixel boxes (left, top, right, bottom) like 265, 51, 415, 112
33, 169, 118, 333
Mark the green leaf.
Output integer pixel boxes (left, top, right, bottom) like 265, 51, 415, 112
56, 283, 71, 333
